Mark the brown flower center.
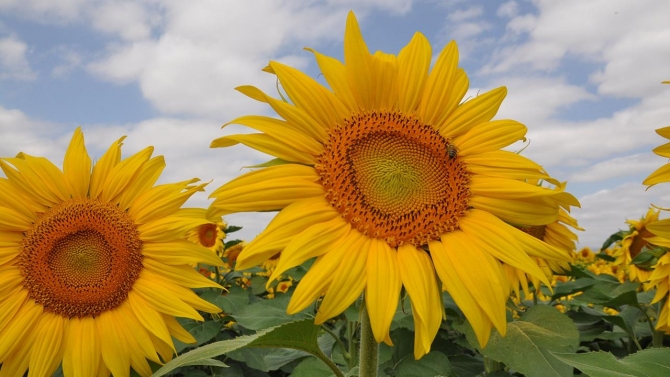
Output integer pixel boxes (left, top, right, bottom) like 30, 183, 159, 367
198, 223, 218, 248
630, 227, 654, 259
519, 225, 547, 241
316, 110, 470, 248
19, 198, 143, 318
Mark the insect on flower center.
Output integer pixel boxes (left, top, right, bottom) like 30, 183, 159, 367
316, 110, 470, 247
19, 198, 143, 318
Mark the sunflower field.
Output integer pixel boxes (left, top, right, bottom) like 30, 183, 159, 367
1, 9, 670, 377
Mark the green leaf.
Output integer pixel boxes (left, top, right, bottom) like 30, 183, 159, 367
394, 352, 456, 377
153, 319, 324, 377
551, 278, 597, 301
290, 357, 336, 377
602, 230, 625, 250
201, 286, 250, 315
467, 305, 579, 377
552, 348, 670, 377
448, 354, 484, 377
232, 296, 310, 330
573, 281, 641, 308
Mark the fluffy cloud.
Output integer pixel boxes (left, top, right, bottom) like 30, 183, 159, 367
0, 35, 36, 80
575, 182, 668, 248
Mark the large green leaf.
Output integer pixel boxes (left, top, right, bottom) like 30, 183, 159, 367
232, 296, 311, 330
466, 305, 579, 377
290, 357, 337, 377
552, 348, 670, 377
152, 319, 327, 377
394, 352, 456, 377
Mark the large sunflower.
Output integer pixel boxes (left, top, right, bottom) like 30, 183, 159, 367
0, 128, 223, 376
210, 12, 573, 358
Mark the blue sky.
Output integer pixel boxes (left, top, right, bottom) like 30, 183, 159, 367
1, 0, 669, 248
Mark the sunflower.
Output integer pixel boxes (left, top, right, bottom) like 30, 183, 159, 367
506, 182, 582, 299
644, 82, 670, 187
209, 12, 573, 358
612, 208, 659, 283
0, 128, 223, 377
185, 208, 227, 255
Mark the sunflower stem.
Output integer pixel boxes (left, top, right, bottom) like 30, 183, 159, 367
484, 356, 503, 375
322, 324, 352, 366
653, 329, 664, 348
359, 300, 379, 377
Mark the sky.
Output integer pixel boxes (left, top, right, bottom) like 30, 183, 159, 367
1, 0, 669, 249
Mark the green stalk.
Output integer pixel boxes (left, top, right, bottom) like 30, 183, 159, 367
359, 301, 379, 377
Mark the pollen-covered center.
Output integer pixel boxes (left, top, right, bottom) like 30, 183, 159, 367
316, 111, 470, 247
19, 198, 143, 318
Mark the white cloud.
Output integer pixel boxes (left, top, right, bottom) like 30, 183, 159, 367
0, 0, 88, 22
496, 1, 518, 18
518, 90, 670, 169
0, 35, 36, 80
51, 46, 82, 77
0, 106, 70, 160
493, 75, 597, 126
90, 1, 160, 41
486, 0, 670, 98
569, 153, 661, 183
447, 6, 483, 22
575, 181, 668, 248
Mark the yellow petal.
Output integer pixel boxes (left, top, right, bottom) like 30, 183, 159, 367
128, 292, 174, 352
435, 232, 507, 335
0, 159, 60, 207
459, 210, 552, 286
225, 115, 323, 155
652, 142, 670, 158
287, 231, 362, 314
142, 240, 223, 267
439, 86, 507, 138
396, 244, 441, 358
305, 47, 358, 111
365, 238, 401, 344
315, 234, 369, 324
419, 41, 459, 125
143, 258, 222, 289
129, 179, 206, 225
0, 207, 32, 232
29, 312, 65, 377
235, 85, 328, 142
235, 197, 338, 270
97, 309, 131, 377
270, 61, 350, 129
269, 216, 351, 285
454, 120, 526, 156
132, 274, 204, 321
90, 136, 125, 199
210, 133, 316, 165
344, 11, 375, 110
371, 51, 399, 109
63, 127, 92, 199
0, 300, 41, 361
398, 32, 431, 113
0, 178, 41, 220
63, 317, 100, 377
16, 153, 70, 202
163, 314, 196, 344
100, 146, 153, 203
430, 239, 493, 347
469, 176, 563, 199
117, 156, 165, 211
469, 194, 559, 225
644, 163, 670, 187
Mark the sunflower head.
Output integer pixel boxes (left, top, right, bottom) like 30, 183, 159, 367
210, 11, 574, 358
186, 208, 227, 255
0, 128, 223, 377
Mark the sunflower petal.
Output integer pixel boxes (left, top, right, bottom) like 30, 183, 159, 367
439, 86, 507, 137
419, 41, 459, 125
29, 312, 65, 377
63, 127, 92, 199
305, 48, 358, 111
63, 317, 100, 377
344, 11, 375, 110
398, 32, 431, 113
315, 234, 369, 324
366, 238, 401, 344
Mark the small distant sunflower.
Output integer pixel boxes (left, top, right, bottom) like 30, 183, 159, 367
613, 208, 659, 283
186, 208, 227, 255
210, 12, 573, 357
0, 128, 222, 376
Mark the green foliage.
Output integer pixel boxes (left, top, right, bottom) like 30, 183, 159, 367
552, 348, 670, 377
